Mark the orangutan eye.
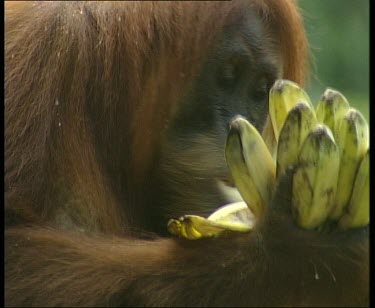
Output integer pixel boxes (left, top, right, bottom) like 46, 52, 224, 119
253, 83, 268, 101
222, 63, 237, 81
217, 60, 241, 88
251, 76, 271, 102
217, 63, 237, 88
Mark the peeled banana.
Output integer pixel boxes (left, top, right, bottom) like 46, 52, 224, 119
329, 108, 369, 220
292, 124, 341, 229
167, 201, 254, 239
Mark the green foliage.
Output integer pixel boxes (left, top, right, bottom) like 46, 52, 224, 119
299, 0, 369, 122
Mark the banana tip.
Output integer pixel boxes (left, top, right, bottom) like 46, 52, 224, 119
228, 116, 247, 132
271, 79, 289, 93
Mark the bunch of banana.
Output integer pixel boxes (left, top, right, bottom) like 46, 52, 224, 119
272, 82, 369, 230
167, 79, 369, 239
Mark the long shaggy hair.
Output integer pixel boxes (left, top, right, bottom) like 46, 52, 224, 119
5, 1, 307, 233
10, 2, 369, 308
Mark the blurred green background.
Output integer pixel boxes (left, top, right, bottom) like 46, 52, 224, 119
298, 0, 369, 122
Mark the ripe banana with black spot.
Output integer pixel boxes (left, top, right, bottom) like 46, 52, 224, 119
329, 108, 369, 220
269, 79, 312, 142
276, 101, 317, 179
315, 88, 350, 139
225, 116, 276, 218
338, 149, 369, 229
292, 124, 340, 229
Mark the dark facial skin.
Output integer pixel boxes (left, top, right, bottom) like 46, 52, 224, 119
150, 13, 281, 234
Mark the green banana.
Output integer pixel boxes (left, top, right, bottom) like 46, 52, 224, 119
315, 88, 350, 139
167, 201, 254, 239
276, 102, 317, 179
338, 149, 369, 229
225, 116, 276, 217
292, 124, 340, 229
269, 79, 312, 142
329, 108, 369, 220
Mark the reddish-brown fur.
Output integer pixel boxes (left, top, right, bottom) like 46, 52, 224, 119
5, 1, 368, 307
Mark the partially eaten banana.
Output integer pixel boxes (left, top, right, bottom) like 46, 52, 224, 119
167, 201, 254, 240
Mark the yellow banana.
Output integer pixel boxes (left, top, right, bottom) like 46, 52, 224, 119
167, 201, 255, 239
225, 116, 276, 217
276, 102, 317, 179
261, 115, 278, 161
329, 108, 369, 220
168, 217, 204, 240
315, 88, 350, 139
292, 124, 340, 229
269, 79, 312, 142
338, 149, 369, 229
